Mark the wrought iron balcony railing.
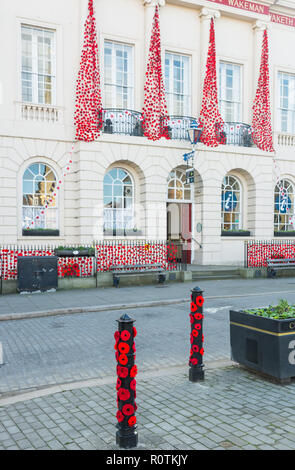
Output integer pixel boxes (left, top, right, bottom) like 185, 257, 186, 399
101, 109, 254, 147
102, 109, 143, 137
221, 122, 254, 147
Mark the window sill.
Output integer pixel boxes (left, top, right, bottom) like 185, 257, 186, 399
274, 231, 295, 237
103, 229, 143, 237
22, 229, 60, 237
221, 231, 251, 237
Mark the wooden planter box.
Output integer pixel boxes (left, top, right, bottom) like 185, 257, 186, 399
22, 229, 60, 237
230, 309, 295, 383
54, 248, 95, 258
222, 230, 250, 237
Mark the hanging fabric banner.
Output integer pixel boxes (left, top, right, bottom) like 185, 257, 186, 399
199, 18, 224, 147
74, 0, 103, 142
142, 5, 170, 141
252, 29, 274, 152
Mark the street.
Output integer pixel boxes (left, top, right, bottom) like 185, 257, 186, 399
1, 277, 295, 395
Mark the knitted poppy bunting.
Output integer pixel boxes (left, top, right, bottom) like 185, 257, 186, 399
142, 6, 170, 141
74, 0, 103, 141
199, 18, 224, 147
252, 29, 274, 152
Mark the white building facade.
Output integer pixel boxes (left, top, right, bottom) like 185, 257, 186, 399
1, 0, 295, 266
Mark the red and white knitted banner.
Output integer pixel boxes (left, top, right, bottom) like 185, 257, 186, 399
74, 0, 103, 142
252, 29, 274, 152
199, 18, 224, 147
142, 6, 170, 141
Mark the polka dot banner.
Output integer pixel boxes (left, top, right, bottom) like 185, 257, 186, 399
252, 29, 274, 153
74, 0, 103, 142
199, 18, 224, 148
141, 5, 170, 141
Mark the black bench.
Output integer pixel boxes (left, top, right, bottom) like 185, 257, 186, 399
110, 263, 165, 287
267, 258, 295, 278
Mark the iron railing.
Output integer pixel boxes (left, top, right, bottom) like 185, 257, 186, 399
245, 239, 295, 268
102, 109, 143, 137
221, 122, 254, 147
101, 109, 255, 147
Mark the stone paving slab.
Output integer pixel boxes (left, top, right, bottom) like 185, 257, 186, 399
1, 365, 295, 450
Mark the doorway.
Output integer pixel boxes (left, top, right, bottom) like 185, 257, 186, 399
167, 202, 192, 264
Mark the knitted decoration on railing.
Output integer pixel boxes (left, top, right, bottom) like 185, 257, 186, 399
252, 29, 274, 152
74, 0, 103, 141
142, 6, 170, 141
199, 18, 224, 147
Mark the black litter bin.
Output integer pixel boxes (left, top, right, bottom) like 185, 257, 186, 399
17, 256, 58, 293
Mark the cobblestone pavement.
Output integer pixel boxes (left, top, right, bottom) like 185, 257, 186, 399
1, 365, 295, 450
2, 282, 295, 395
0, 302, 230, 394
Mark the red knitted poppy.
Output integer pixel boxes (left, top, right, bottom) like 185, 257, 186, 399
116, 410, 124, 423
118, 388, 130, 401
122, 404, 134, 416
118, 354, 128, 366
128, 416, 137, 427
117, 366, 128, 378
130, 365, 138, 378
196, 296, 204, 307
116, 378, 122, 391
118, 342, 130, 354
121, 330, 131, 341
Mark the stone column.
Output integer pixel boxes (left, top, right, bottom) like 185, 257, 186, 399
199, 8, 220, 85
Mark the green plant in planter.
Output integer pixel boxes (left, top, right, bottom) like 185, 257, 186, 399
244, 299, 295, 320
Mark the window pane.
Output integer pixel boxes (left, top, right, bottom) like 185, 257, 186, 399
21, 25, 56, 105
104, 41, 134, 108
103, 168, 134, 232
22, 163, 58, 229
219, 62, 242, 122
165, 52, 191, 116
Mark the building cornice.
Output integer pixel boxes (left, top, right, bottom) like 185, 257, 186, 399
143, 0, 166, 6
166, 0, 295, 17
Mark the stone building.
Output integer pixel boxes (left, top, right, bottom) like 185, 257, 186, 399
1, 0, 295, 266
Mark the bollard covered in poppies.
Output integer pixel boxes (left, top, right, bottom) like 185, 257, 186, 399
114, 313, 138, 448
189, 286, 205, 382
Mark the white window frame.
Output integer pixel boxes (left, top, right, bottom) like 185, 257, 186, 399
22, 162, 59, 231
164, 51, 191, 116
219, 61, 242, 123
221, 175, 242, 231
167, 169, 193, 203
277, 71, 295, 134
104, 40, 134, 109
21, 24, 56, 105
274, 179, 295, 232
103, 167, 135, 235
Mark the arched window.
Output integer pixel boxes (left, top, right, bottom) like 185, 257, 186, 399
22, 163, 58, 230
103, 168, 134, 234
274, 179, 295, 232
167, 169, 192, 202
221, 175, 242, 231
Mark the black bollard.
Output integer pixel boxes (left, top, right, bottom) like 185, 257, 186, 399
114, 313, 138, 448
189, 286, 205, 382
